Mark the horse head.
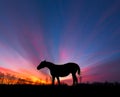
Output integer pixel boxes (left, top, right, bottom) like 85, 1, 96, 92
37, 60, 47, 70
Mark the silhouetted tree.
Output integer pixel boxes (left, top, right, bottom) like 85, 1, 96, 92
79, 76, 82, 83
0, 72, 4, 84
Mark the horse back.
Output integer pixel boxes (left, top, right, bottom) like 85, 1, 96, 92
65, 62, 79, 68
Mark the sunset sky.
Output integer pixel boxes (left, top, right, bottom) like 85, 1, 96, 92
0, 0, 120, 85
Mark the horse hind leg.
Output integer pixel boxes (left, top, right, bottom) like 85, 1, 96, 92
72, 73, 78, 85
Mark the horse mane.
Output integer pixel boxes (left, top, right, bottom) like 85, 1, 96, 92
46, 61, 55, 65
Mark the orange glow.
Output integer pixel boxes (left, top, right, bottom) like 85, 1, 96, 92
0, 67, 51, 85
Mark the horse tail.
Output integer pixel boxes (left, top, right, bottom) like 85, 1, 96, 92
77, 65, 80, 75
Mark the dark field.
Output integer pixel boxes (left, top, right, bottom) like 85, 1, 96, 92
0, 83, 120, 96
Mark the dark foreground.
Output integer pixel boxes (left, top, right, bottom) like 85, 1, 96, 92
0, 83, 120, 96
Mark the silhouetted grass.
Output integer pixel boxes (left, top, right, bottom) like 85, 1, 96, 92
0, 82, 120, 96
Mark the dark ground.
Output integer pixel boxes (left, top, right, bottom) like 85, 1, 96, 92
0, 83, 120, 97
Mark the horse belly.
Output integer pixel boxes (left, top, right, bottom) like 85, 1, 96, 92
57, 71, 70, 77
52, 66, 71, 77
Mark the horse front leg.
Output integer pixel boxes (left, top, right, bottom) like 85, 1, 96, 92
52, 76, 55, 85
56, 77, 60, 85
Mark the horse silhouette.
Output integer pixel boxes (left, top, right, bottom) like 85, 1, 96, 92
37, 60, 80, 85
